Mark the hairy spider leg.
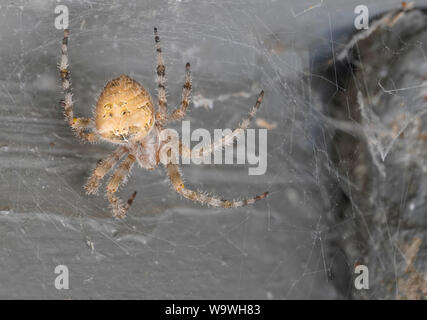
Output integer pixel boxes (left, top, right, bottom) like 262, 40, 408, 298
179, 90, 264, 160
167, 62, 192, 123
166, 163, 268, 208
154, 27, 168, 125
85, 146, 128, 194
59, 29, 98, 142
106, 154, 137, 218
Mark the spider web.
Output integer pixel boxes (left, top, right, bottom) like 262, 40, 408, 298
0, 0, 423, 299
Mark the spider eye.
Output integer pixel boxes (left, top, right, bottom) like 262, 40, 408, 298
103, 103, 112, 110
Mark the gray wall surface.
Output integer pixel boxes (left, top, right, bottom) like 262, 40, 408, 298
0, 0, 419, 299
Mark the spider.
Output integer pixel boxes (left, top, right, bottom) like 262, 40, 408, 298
59, 28, 268, 218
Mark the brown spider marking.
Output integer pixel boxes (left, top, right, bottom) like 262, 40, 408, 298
416, 117, 427, 141
59, 28, 269, 218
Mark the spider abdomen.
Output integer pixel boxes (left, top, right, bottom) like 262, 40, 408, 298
95, 75, 155, 143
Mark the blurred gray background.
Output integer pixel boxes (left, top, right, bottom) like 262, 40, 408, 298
0, 0, 410, 299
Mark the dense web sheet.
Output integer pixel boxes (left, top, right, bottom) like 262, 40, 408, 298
0, 0, 418, 299
323, 6, 427, 299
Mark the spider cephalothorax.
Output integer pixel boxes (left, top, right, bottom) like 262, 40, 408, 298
59, 27, 268, 218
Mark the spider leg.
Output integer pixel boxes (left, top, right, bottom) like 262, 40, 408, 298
153, 27, 168, 125
59, 29, 98, 143
106, 154, 137, 218
167, 62, 192, 123
166, 163, 268, 208
84, 146, 128, 195
179, 90, 264, 160
69, 116, 98, 142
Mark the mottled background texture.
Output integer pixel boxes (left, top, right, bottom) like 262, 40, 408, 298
0, 0, 424, 299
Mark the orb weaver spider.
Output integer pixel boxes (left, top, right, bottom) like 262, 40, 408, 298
59, 28, 268, 218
